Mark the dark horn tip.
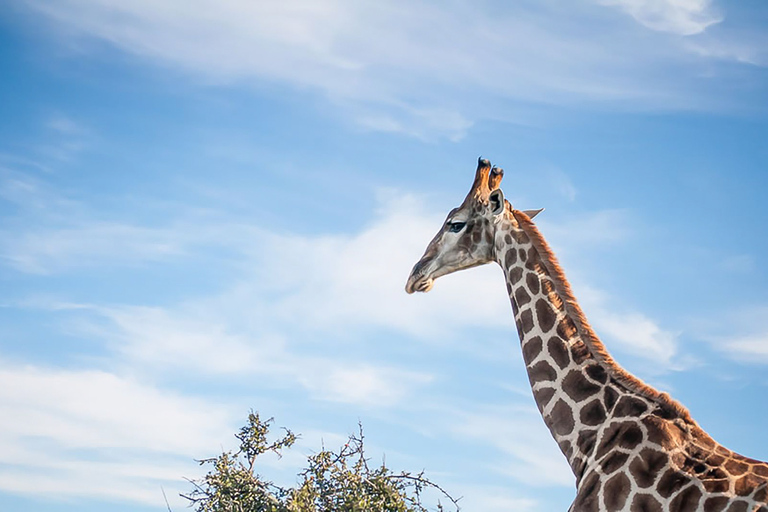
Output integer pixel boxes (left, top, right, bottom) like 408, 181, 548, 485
491, 166, 504, 176
478, 156, 491, 168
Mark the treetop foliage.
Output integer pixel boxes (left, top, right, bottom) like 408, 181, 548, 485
183, 412, 460, 512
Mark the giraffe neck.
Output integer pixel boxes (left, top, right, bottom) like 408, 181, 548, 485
495, 210, 692, 481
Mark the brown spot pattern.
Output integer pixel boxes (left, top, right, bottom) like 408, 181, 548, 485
734, 474, 760, 496
703, 496, 729, 512
563, 370, 602, 402
585, 363, 608, 383
580, 400, 607, 426
702, 478, 730, 493
669, 485, 702, 512
535, 298, 557, 333
657, 469, 691, 498
515, 286, 531, 307
547, 336, 570, 369
504, 248, 517, 269
631, 493, 663, 512
526, 272, 540, 295
630, 448, 669, 488
572, 472, 600, 512
604, 472, 631, 510
578, 430, 598, 456
529, 361, 556, 383
601, 451, 630, 474
522, 336, 542, 364
533, 387, 555, 411
614, 396, 649, 418
550, 399, 575, 436
726, 459, 749, 476
519, 309, 534, 334
727, 501, 749, 512
604, 386, 619, 412
596, 422, 644, 459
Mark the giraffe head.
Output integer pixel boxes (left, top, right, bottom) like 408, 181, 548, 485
406, 157, 510, 294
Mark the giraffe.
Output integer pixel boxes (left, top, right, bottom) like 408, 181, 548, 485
405, 158, 768, 512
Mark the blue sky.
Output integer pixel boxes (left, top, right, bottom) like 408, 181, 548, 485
1, 1, 767, 511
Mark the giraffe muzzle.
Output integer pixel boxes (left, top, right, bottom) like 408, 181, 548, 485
405, 260, 435, 293
405, 276, 434, 294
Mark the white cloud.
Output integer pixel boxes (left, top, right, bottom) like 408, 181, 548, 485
690, 305, 768, 365
69, 302, 434, 408
444, 484, 539, 512
701, 306, 768, 365
0, 364, 231, 454
21, 0, 760, 140
570, 283, 680, 367
723, 335, 768, 363
1, 222, 188, 274
599, 0, 722, 35
0, 168, 79, 214
303, 365, 433, 406
448, 405, 573, 488
0, 362, 235, 506
46, 114, 88, 136
538, 209, 631, 246
593, 308, 679, 363
683, 34, 768, 66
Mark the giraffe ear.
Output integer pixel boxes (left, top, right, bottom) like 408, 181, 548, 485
489, 189, 505, 216
523, 208, 544, 219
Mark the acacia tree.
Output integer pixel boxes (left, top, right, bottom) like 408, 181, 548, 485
183, 412, 460, 512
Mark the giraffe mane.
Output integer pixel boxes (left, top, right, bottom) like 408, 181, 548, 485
512, 209, 696, 425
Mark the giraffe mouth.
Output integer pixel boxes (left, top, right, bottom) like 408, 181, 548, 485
405, 276, 434, 294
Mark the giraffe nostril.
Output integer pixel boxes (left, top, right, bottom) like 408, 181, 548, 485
411, 258, 431, 279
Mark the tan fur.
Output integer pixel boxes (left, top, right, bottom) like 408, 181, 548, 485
511, 208, 696, 425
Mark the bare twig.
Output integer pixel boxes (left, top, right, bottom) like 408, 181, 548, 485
161, 486, 173, 512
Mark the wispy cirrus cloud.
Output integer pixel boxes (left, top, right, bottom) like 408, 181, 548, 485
19, 0, 764, 140
89, 303, 434, 407
698, 305, 768, 365
573, 284, 680, 367
723, 335, 768, 363
0, 362, 234, 506
598, 0, 722, 35
448, 405, 573, 488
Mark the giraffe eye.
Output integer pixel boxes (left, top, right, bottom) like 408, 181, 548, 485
448, 221, 466, 233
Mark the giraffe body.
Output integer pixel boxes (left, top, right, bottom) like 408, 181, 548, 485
406, 158, 768, 512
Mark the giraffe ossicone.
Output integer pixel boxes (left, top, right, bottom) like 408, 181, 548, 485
406, 157, 768, 512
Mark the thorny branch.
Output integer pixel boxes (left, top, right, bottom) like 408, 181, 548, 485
183, 412, 460, 512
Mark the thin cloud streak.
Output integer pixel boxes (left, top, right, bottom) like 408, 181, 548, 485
449, 405, 574, 488
575, 284, 679, 366
0, 362, 234, 506
700, 306, 768, 365
62, 302, 434, 407
21, 0, 764, 140
598, 0, 722, 35
723, 336, 768, 363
